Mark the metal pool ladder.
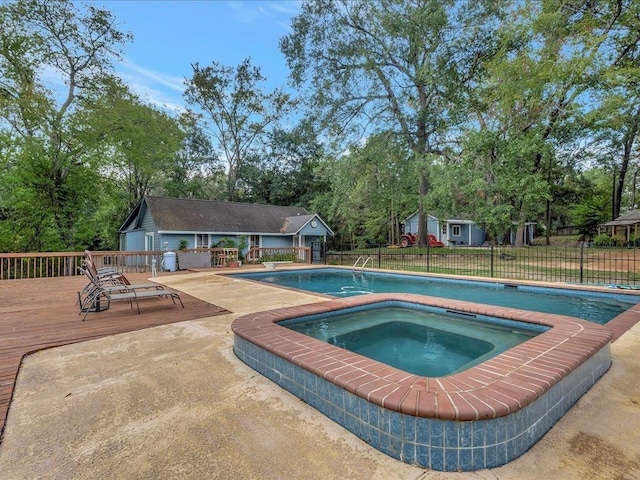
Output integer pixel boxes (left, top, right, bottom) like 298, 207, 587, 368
353, 256, 372, 272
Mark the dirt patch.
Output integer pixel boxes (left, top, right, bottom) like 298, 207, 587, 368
567, 432, 640, 480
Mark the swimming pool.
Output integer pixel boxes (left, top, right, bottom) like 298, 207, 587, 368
232, 293, 613, 471
280, 304, 545, 377
235, 267, 640, 324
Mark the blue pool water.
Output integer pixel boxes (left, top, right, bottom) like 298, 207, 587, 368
280, 305, 542, 377
235, 268, 640, 324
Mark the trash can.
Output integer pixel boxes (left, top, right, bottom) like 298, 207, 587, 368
162, 251, 177, 271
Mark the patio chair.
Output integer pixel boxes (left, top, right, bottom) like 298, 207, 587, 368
78, 270, 184, 321
83, 250, 125, 278
77, 257, 162, 308
78, 265, 166, 306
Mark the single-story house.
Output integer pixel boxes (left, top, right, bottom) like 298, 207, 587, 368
402, 212, 535, 246
598, 209, 640, 242
402, 213, 486, 246
118, 196, 334, 256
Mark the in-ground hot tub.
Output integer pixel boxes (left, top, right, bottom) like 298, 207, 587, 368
232, 293, 613, 472
280, 305, 545, 378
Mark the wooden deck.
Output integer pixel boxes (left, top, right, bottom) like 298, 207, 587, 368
0, 273, 228, 442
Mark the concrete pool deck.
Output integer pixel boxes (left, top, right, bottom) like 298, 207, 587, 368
0, 268, 639, 479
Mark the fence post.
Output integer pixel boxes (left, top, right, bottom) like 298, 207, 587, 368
490, 244, 494, 277
579, 241, 584, 284
426, 241, 430, 272
377, 245, 381, 269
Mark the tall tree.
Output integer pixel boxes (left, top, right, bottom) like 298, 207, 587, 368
184, 57, 297, 201
584, 1, 640, 219
281, 0, 504, 245
76, 77, 183, 210
162, 110, 224, 200
237, 121, 328, 208
0, 0, 131, 250
312, 132, 416, 246
454, 0, 631, 244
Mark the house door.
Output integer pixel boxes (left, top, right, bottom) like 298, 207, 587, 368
311, 241, 326, 264
144, 233, 155, 269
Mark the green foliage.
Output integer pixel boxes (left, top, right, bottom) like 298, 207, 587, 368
282, 0, 505, 244
3, 0, 640, 256
571, 204, 607, 239
163, 111, 225, 199
592, 233, 618, 247
184, 58, 297, 201
237, 121, 329, 208
212, 236, 247, 260
79, 77, 184, 210
310, 133, 417, 245
0, 0, 133, 251
178, 240, 189, 251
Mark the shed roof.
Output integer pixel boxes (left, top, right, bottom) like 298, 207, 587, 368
120, 196, 316, 235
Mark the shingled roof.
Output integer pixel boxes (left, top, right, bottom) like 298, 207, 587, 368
121, 196, 313, 234
600, 209, 640, 227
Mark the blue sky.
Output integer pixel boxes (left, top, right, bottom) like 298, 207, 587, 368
95, 0, 302, 112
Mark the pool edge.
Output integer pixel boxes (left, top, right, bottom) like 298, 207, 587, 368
231, 293, 613, 471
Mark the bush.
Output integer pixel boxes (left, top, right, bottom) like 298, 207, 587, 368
592, 234, 611, 247
212, 236, 247, 261
592, 233, 624, 247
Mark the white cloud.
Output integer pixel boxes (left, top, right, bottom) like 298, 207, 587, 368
121, 59, 185, 93
117, 57, 187, 113
226, 0, 300, 28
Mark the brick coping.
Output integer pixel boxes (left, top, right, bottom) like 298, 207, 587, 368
232, 293, 613, 421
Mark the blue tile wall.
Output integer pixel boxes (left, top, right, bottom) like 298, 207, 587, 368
233, 337, 611, 471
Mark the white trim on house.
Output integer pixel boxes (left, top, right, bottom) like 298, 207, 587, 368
156, 230, 301, 236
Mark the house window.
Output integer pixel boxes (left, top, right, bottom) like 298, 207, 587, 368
196, 234, 208, 248
250, 235, 260, 249
441, 225, 447, 235
452, 225, 461, 236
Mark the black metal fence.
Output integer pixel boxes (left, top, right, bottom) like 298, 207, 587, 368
327, 244, 640, 286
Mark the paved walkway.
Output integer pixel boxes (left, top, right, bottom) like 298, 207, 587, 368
0, 269, 638, 479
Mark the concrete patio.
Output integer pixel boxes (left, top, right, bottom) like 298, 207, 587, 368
0, 268, 638, 479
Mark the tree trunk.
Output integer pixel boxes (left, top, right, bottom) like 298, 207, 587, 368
615, 107, 640, 218
514, 224, 525, 247
416, 169, 429, 246
545, 198, 552, 246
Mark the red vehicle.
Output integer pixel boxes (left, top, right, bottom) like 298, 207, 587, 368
399, 233, 445, 248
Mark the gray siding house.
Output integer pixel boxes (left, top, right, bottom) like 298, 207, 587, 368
118, 196, 334, 254
402, 212, 537, 246
402, 213, 487, 246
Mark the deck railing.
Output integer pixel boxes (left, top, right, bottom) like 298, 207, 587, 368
0, 247, 312, 280
0, 251, 166, 280
244, 246, 311, 263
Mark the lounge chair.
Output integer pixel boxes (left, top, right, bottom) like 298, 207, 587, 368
78, 271, 184, 321
77, 256, 163, 309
